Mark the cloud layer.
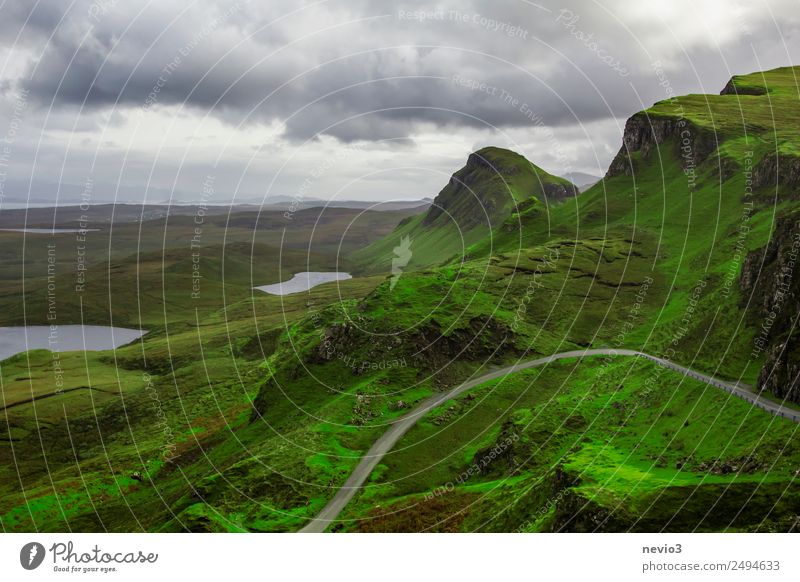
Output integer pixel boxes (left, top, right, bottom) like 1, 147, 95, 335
1, 0, 799, 202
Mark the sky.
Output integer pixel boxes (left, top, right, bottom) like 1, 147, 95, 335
0, 0, 799, 204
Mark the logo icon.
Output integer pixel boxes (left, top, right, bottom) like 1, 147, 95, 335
20, 542, 46, 570
390, 235, 413, 290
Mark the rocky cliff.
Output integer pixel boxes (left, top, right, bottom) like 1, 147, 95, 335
752, 152, 800, 190
740, 214, 800, 403
605, 111, 717, 178
720, 77, 768, 96
607, 70, 800, 182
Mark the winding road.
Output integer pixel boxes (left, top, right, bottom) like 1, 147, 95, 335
299, 349, 799, 532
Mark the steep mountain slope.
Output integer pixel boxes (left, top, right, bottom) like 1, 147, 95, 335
261, 65, 800, 532
741, 213, 800, 403
352, 146, 577, 272
422, 147, 578, 228
469, 66, 800, 392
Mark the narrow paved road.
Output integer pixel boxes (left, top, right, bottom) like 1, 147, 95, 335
300, 349, 799, 532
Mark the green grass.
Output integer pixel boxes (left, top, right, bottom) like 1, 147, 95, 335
337, 358, 798, 532
648, 66, 800, 144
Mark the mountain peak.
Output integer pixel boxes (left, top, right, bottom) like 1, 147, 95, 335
423, 147, 577, 229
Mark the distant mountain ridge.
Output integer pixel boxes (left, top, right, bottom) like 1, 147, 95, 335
563, 171, 602, 190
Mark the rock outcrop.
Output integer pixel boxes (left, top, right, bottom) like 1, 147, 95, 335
720, 77, 768, 96
542, 181, 580, 202
740, 214, 800, 403
752, 152, 800, 190
605, 112, 717, 178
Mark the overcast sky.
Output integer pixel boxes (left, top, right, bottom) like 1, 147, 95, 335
0, 0, 798, 204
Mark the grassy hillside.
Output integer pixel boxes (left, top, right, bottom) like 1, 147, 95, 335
0, 208, 406, 531
351, 146, 578, 272
261, 65, 800, 531
2, 67, 799, 533
340, 357, 798, 532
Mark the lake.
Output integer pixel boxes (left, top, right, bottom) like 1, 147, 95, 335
0, 325, 147, 361
255, 272, 352, 295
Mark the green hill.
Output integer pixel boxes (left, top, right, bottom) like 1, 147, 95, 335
352, 146, 578, 272
248, 65, 800, 532
465, 66, 800, 387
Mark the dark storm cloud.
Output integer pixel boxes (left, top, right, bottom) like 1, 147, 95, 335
0, 1, 67, 43
13, 0, 618, 141
1, 0, 799, 204
9, 0, 797, 144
